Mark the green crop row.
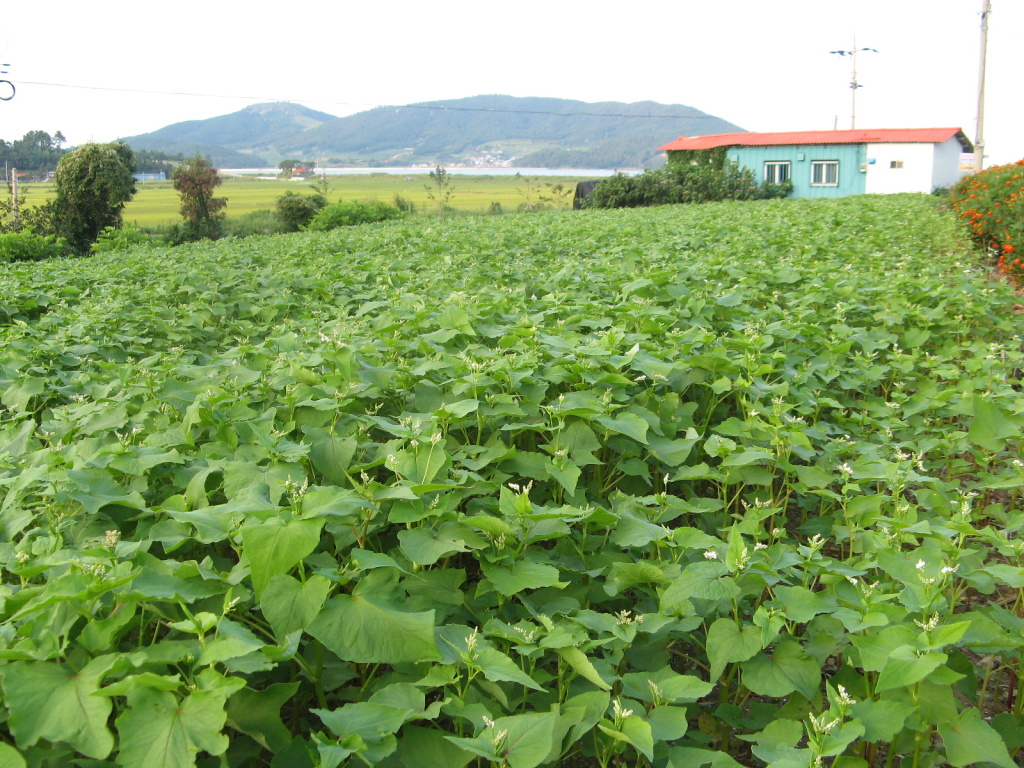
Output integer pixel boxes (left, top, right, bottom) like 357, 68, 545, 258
0, 195, 1023, 768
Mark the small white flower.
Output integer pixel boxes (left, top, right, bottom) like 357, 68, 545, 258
612, 699, 634, 720
915, 559, 926, 570
514, 626, 537, 643
809, 712, 841, 734
734, 546, 751, 570
703, 550, 719, 560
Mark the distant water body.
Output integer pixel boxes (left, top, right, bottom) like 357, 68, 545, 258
221, 167, 641, 177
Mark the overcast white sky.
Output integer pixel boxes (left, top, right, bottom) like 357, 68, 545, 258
1, 0, 1020, 166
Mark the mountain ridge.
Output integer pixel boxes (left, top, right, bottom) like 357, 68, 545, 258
122, 96, 745, 169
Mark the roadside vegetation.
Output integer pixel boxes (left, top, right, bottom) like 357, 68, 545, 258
1, 193, 1024, 767
950, 159, 1024, 287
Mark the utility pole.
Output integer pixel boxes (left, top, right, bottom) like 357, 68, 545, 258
830, 40, 878, 129
974, 0, 991, 172
10, 168, 18, 228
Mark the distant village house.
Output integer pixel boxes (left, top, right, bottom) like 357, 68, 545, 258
659, 128, 973, 198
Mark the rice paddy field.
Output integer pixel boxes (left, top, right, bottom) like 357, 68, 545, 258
16, 173, 587, 228
2, 194, 1024, 768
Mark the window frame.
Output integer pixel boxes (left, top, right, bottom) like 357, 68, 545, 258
810, 160, 840, 186
764, 161, 791, 184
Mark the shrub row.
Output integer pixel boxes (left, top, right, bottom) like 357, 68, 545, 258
583, 164, 791, 209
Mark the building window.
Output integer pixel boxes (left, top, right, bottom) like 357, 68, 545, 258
890, 160, 904, 169
811, 160, 839, 186
764, 161, 791, 184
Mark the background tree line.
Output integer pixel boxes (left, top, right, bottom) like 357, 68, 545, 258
0, 131, 68, 177
1, 130, 185, 178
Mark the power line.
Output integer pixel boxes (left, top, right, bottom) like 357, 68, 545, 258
14, 79, 728, 122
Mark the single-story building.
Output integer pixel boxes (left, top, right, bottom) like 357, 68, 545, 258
658, 128, 973, 198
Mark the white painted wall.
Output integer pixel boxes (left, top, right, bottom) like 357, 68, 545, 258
863, 143, 935, 194
864, 138, 968, 194
931, 137, 969, 190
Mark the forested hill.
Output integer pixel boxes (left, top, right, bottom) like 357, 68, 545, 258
123, 96, 744, 169
282, 95, 744, 168
122, 103, 338, 168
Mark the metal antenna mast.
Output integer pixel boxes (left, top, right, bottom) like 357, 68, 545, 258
830, 40, 878, 129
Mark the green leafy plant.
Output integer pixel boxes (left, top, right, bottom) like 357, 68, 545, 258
276, 191, 328, 232
0, 229, 65, 262
90, 224, 163, 253
0, 194, 1022, 767
304, 199, 405, 231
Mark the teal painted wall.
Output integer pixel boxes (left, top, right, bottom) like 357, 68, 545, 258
726, 144, 867, 198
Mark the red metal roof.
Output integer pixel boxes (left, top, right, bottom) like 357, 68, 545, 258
659, 128, 972, 152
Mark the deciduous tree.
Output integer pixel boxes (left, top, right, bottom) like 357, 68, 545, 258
53, 142, 137, 254
172, 154, 227, 241
425, 165, 454, 216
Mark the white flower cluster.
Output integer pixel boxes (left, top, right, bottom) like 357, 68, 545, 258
615, 609, 644, 627
612, 699, 634, 721
808, 711, 841, 734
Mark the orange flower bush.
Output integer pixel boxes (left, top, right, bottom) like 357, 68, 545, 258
950, 160, 1024, 285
